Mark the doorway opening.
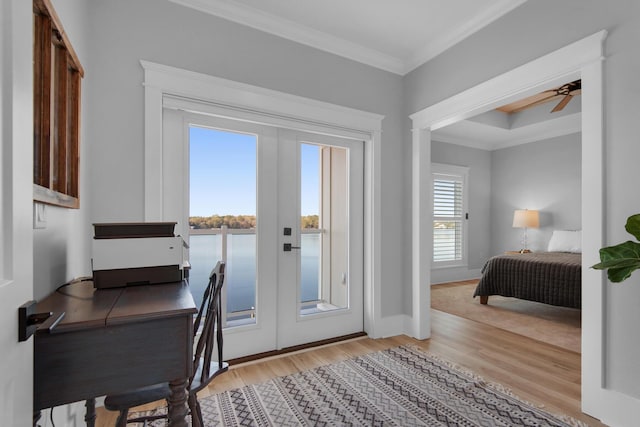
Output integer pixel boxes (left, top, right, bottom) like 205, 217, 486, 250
409, 30, 606, 419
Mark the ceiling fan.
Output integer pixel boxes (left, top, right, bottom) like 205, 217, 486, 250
496, 80, 582, 114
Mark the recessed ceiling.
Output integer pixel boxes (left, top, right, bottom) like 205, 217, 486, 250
169, 0, 527, 75
432, 89, 582, 151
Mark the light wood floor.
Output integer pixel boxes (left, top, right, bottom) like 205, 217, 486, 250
95, 309, 605, 426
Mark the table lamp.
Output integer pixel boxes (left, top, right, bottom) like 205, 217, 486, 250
512, 209, 539, 253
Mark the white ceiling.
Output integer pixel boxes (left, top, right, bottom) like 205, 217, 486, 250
169, 0, 579, 149
169, 0, 527, 75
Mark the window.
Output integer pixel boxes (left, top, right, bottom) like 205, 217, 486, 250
33, 0, 84, 208
432, 163, 468, 267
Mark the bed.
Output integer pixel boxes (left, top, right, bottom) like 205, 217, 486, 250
473, 251, 582, 309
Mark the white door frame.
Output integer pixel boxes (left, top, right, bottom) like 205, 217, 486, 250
1, 0, 36, 425
410, 30, 640, 424
141, 60, 385, 339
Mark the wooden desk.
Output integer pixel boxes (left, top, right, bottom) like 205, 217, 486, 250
34, 280, 197, 427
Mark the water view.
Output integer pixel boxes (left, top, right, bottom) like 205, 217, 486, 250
188, 125, 325, 321
188, 233, 321, 315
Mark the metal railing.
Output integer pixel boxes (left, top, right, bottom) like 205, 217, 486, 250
189, 225, 322, 326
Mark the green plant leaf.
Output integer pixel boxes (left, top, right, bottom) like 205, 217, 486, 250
591, 240, 640, 282
625, 214, 640, 241
607, 266, 640, 283
591, 258, 640, 269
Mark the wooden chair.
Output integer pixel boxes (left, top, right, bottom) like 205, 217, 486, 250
104, 261, 229, 427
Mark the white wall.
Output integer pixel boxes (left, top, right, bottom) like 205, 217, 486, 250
490, 133, 581, 255
403, 0, 640, 410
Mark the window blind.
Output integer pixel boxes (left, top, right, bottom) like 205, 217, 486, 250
433, 175, 464, 262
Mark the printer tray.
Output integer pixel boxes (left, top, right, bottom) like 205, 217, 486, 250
93, 265, 182, 289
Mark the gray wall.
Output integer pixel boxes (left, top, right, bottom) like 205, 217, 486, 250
85, 0, 405, 319
32, 1, 94, 424
490, 134, 582, 255
404, 0, 640, 400
32, 0, 92, 301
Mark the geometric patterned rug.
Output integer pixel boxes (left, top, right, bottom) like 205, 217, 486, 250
129, 345, 587, 426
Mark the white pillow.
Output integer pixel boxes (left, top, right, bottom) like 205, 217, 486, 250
547, 230, 582, 253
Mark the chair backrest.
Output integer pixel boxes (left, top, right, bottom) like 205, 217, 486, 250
191, 261, 225, 387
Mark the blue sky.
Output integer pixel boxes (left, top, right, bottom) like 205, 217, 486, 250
190, 126, 320, 216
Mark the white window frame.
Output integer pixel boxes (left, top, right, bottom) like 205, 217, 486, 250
431, 163, 468, 269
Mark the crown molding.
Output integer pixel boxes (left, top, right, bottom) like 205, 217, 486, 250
170, 0, 526, 76
169, 0, 405, 74
404, 0, 527, 73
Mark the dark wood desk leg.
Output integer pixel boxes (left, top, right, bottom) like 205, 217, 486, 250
84, 398, 96, 427
167, 378, 189, 427
33, 410, 41, 427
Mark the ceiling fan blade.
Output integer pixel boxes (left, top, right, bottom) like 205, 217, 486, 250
505, 93, 560, 114
496, 79, 581, 114
551, 94, 572, 112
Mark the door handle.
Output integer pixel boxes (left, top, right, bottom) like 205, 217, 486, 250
283, 243, 301, 252
18, 300, 65, 342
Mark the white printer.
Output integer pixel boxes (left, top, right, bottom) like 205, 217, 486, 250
91, 222, 186, 289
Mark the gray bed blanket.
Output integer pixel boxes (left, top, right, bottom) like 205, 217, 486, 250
473, 252, 581, 309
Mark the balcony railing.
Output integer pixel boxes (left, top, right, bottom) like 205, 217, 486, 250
189, 225, 322, 327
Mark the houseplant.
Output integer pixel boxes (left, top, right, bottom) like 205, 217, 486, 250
592, 213, 640, 282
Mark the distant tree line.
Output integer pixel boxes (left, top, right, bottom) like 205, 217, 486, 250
300, 215, 319, 229
189, 214, 319, 229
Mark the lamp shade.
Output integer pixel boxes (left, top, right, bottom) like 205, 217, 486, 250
512, 209, 539, 228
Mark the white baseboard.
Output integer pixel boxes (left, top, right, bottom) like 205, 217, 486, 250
372, 314, 411, 338
595, 388, 640, 427
374, 314, 437, 341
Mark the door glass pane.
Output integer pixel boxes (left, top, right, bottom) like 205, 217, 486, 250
189, 126, 257, 327
300, 143, 321, 314
300, 143, 349, 315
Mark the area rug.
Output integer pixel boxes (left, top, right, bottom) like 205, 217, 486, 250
129, 345, 586, 426
431, 282, 581, 353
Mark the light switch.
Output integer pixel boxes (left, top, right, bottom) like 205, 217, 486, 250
34, 203, 46, 229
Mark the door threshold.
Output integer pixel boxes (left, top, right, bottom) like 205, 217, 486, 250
227, 332, 367, 366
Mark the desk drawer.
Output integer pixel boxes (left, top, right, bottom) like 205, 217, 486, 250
34, 315, 193, 410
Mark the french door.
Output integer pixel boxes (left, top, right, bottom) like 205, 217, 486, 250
170, 112, 364, 359
277, 129, 364, 349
